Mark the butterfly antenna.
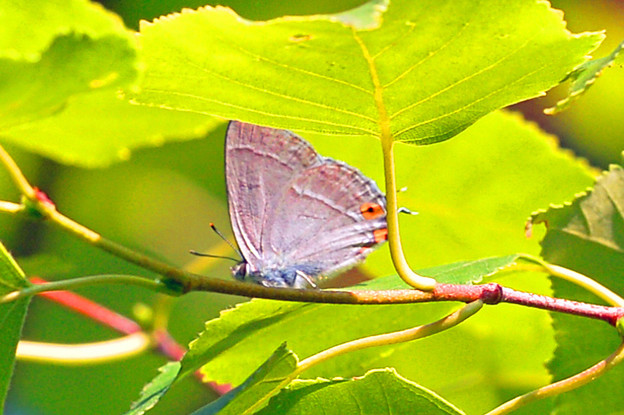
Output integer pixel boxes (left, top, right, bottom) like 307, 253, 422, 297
188, 250, 240, 262
189, 223, 243, 261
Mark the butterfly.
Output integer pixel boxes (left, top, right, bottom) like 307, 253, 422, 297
225, 121, 388, 288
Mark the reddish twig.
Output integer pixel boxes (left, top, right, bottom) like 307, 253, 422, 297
30, 277, 141, 334
29, 277, 231, 394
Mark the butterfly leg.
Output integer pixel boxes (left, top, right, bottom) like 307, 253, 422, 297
398, 207, 419, 215
295, 270, 318, 289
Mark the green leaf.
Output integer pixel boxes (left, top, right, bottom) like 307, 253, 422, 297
0, 242, 32, 411
193, 344, 298, 415
181, 256, 515, 387
0, 33, 138, 130
126, 361, 180, 415
134, 0, 602, 143
545, 39, 624, 115
528, 164, 624, 414
418, 255, 519, 284
0, 0, 139, 132
0, 0, 129, 55
257, 369, 464, 415
324, 110, 595, 278
0, 0, 219, 167
1, 90, 219, 167
528, 164, 624, 265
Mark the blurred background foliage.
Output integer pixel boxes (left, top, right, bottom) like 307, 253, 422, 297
1, 1, 623, 414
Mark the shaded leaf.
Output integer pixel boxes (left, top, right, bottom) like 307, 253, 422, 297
545, 39, 624, 115
193, 344, 297, 415
126, 361, 181, 415
529, 165, 624, 413
528, 164, 624, 261
134, 0, 602, 143
258, 369, 463, 415
2, 90, 218, 167
0, 242, 32, 410
0, 33, 138, 130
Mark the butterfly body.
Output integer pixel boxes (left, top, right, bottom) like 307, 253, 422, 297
225, 121, 388, 288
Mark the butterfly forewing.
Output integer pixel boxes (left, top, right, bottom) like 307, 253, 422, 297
225, 121, 322, 267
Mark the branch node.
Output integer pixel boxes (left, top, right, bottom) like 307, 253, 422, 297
481, 283, 503, 305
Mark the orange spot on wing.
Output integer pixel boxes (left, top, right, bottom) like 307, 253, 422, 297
373, 228, 388, 243
360, 202, 385, 219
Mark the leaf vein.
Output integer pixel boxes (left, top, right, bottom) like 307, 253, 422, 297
389, 35, 538, 121
393, 60, 548, 139
140, 89, 378, 134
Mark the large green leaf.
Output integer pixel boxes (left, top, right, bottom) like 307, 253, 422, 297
0, 0, 138, 131
0, 242, 32, 411
529, 164, 624, 414
0, 0, 220, 167
257, 369, 463, 415
315, 110, 596, 277
0, 33, 137, 130
134, 0, 602, 143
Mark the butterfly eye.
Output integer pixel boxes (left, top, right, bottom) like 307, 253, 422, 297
360, 202, 385, 220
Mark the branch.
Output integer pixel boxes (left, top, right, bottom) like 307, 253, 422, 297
1, 144, 623, 327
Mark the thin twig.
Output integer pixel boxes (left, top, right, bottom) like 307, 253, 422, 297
486, 340, 624, 415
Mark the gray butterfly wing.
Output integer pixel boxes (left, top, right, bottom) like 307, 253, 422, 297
265, 159, 387, 279
225, 121, 323, 270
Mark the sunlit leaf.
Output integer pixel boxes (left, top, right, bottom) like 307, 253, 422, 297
0, 0, 139, 132
0, 0, 220, 167
257, 369, 463, 415
0, 0, 127, 54
2, 90, 218, 167
135, 0, 602, 143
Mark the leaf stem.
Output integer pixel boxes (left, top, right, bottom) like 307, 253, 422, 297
243, 300, 483, 415
16, 333, 152, 365
486, 340, 624, 415
519, 254, 624, 307
0, 145, 35, 198
381, 138, 437, 290
297, 300, 483, 373
351, 30, 436, 291
0, 274, 175, 304
0, 200, 23, 214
